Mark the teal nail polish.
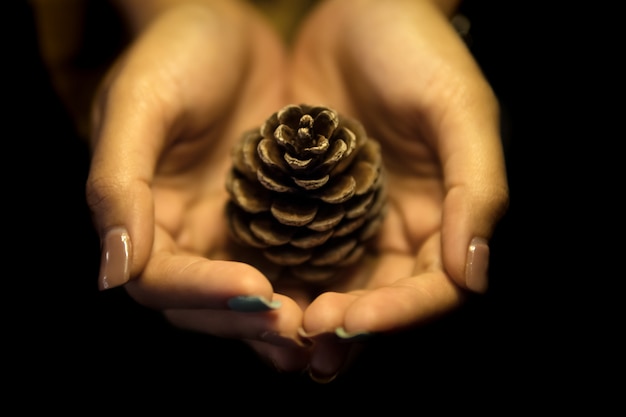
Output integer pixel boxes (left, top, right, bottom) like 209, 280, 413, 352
335, 327, 375, 342
227, 295, 281, 312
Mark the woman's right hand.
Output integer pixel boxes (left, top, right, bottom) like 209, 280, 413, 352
87, 1, 310, 372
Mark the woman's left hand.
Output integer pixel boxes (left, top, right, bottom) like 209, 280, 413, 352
284, 0, 510, 381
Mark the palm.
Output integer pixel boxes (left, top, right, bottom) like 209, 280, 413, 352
283, 0, 478, 333
149, 84, 287, 263
90, 5, 291, 309
122, 8, 290, 263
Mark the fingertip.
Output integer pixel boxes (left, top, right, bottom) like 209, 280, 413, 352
442, 190, 496, 294
98, 227, 131, 290
226, 260, 277, 297
335, 327, 375, 342
465, 237, 489, 294
227, 295, 281, 312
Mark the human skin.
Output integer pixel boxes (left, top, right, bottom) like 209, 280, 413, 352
85, 0, 509, 380
88, 0, 310, 370
283, 0, 509, 379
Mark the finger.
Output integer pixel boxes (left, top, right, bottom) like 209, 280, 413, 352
438, 78, 510, 293
164, 294, 310, 373
87, 61, 170, 290
126, 240, 277, 311
298, 238, 465, 381
304, 274, 462, 338
296, 272, 462, 381
302, 235, 462, 332
163, 294, 306, 345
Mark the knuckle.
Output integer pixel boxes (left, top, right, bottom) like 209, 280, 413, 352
85, 174, 127, 214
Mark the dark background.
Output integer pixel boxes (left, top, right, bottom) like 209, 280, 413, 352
7, 0, 590, 410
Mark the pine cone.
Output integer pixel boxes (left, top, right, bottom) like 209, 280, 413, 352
225, 104, 386, 285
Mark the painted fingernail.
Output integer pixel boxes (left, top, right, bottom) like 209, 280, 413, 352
98, 227, 131, 291
298, 327, 335, 344
466, 237, 489, 293
335, 327, 375, 342
227, 295, 281, 312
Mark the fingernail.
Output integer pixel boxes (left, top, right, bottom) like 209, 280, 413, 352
466, 237, 489, 293
98, 227, 131, 291
335, 327, 375, 342
308, 366, 339, 384
298, 327, 335, 344
227, 295, 281, 312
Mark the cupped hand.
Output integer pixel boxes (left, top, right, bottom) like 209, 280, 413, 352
286, 0, 510, 379
87, 2, 310, 372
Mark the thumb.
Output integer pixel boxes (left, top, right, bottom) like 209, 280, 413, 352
440, 97, 509, 294
87, 75, 165, 291
442, 176, 509, 294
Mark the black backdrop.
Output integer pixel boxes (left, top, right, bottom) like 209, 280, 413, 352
7, 0, 542, 409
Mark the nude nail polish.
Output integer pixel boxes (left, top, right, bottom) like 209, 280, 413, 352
98, 227, 131, 291
466, 237, 489, 293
